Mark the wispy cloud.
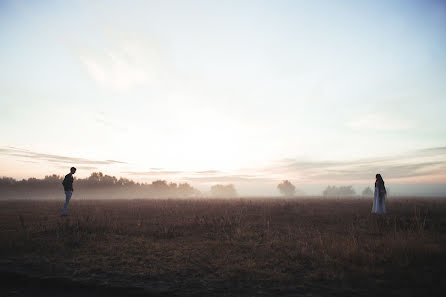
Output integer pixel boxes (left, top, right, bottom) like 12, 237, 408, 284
95, 112, 128, 132
195, 170, 222, 174
79, 41, 156, 91
3, 146, 444, 185
123, 169, 272, 184
55, 165, 99, 171
0, 147, 127, 166
80, 55, 149, 91
418, 147, 446, 154
182, 174, 273, 184
263, 147, 446, 183
123, 170, 183, 176
346, 112, 413, 131
120, 148, 446, 184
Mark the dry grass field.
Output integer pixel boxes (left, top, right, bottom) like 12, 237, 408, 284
1, 197, 445, 296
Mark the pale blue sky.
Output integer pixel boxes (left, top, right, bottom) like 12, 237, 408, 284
1, 0, 445, 194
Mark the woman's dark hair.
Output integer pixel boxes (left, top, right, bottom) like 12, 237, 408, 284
375, 174, 386, 192
376, 174, 384, 183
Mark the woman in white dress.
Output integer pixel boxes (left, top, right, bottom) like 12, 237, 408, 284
372, 173, 387, 214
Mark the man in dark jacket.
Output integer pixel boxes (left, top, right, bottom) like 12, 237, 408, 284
61, 167, 76, 216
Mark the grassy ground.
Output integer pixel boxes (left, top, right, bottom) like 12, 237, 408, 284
1, 197, 445, 296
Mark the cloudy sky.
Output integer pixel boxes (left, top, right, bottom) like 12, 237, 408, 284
1, 0, 445, 195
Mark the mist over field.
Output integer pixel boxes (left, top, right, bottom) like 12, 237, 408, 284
1, 171, 445, 200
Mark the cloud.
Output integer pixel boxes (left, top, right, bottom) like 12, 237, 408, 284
417, 147, 446, 154
3, 146, 444, 186
119, 147, 446, 185
95, 112, 128, 132
105, 160, 126, 164
182, 174, 273, 184
55, 165, 99, 171
123, 169, 271, 184
346, 112, 413, 131
264, 147, 446, 183
0, 147, 127, 166
123, 170, 183, 176
79, 42, 153, 91
195, 170, 222, 174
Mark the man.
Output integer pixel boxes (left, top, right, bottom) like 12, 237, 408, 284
61, 167, 76, 216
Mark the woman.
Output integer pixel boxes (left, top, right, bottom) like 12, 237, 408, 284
372, 174, 387, 214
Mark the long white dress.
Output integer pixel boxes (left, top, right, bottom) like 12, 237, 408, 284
372, 186, 386, 214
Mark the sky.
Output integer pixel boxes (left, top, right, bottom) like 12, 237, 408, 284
1, 0, 446, 195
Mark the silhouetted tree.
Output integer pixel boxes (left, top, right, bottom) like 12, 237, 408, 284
169, 182, 178, 191
210, 184, 237, 197
361, 186, 373, 197
177, 183, 200, 197
323, 185, 356, 196
87, 172, 104, 184
277, 180, 296, 197
118, 177, 135, 186
0, 173, 202, 199
0, 177, 17, 186
101, 174, 118, 185
44, 174, 62, 183
151, 180, 169, 191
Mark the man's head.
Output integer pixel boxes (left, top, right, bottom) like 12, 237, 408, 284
70, 167, 77, 174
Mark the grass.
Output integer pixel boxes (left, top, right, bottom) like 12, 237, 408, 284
1, 197, 445, 296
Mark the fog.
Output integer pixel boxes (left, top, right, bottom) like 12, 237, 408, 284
228, 183, 446, 197
1, 173, 445, 200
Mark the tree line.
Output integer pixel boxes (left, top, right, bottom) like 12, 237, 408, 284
277, 180, 375, 197
0, 172, 201, 198
0, 174, 376, 198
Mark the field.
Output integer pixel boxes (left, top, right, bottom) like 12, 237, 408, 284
1, 197, 445, 297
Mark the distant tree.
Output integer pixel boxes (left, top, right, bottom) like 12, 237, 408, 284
101, 174, 118, 185
151, 180, 170, 192
277, 180, 296, 197
117, 177, 135, 186
0, 177, 16, 186
169, 182, 178, 191
322, 185, 334, 196
0, 173, 201, 199
43, 174, 62, 183
210, 184, 237, 197
323, 185, 356, 196
361, 186, 373, 197
26, 177, 40, 186
87, 172, 104, 185
178, 183, 201, 197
